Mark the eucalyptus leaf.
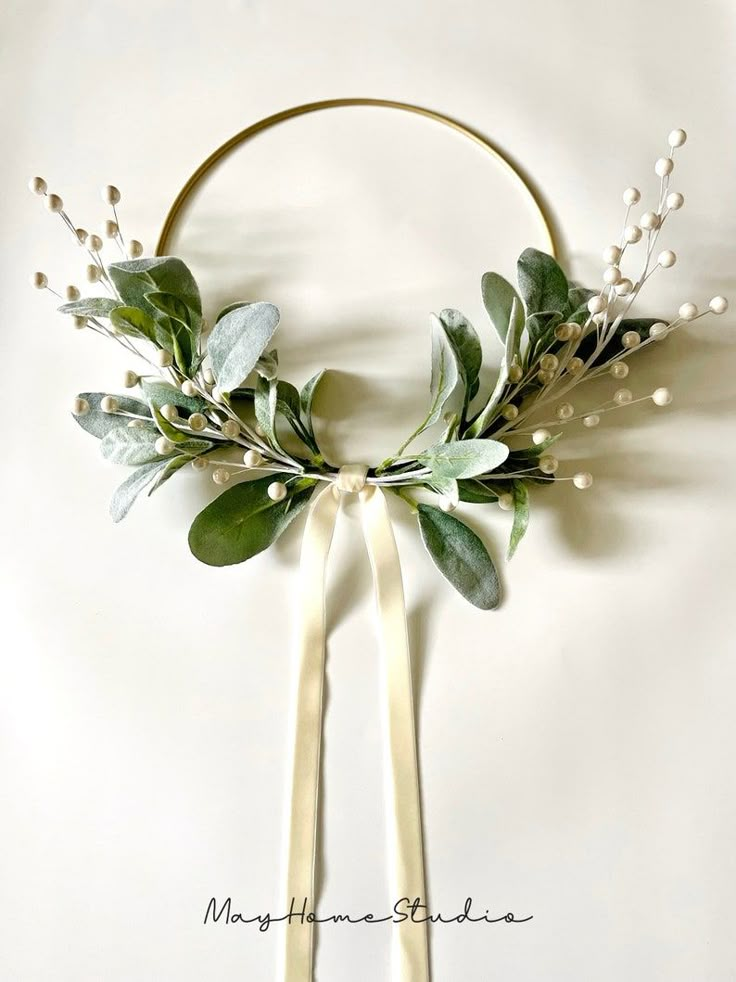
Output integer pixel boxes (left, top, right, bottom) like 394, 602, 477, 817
517, 248, 570, 317
208, 302, 280, 393
100, 426, 166, 465
188, 475, 316, 567
439, 308, 482, 404
507, 480, 530, 560
416, 504, 500, 610
110, 459, 168, 523
140, 379, 207, 415
72, 392, 151, 439
58, 297, 119, 318
481, 272, 522, 344
110, 305, 157, 342
418, 438, 509, 480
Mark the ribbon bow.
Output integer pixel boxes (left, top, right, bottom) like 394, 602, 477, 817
282, 465, 430, 981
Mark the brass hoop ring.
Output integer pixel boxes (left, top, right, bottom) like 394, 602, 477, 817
156, 98, 559, 258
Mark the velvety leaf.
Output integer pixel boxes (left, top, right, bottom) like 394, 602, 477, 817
72, 392, 151, 439
147, 454, 195, 496
100, 426, 166, 465
507, 480, 530, 560
109, 460, 168, 523
481, 272, 522, 344
568, 285, 596, 310
255, 349, 279, 381
108, 257, 202, 323
417, 504, 500, 609
208, 302, 280, 393
457, 479, 500, 504
140, 379, 207, 415
110, 305, 157, 342
418, 438, 509, 480
427, 313, 462, 427
465, 298, 522, 438
517, 248, 570, 316
151, 404, 189, 443
254, 376, 282, 453
439, 308, 482, 402
300, 370, 326, 437
431, 477, 459, 510
58, 297, 119, 318
215, 301, 250, 323
188, 475, 316, 567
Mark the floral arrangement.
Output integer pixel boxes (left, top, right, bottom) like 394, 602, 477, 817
29, 128, 727, 609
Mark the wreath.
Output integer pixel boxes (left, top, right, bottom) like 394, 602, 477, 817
29, 126, 727, 609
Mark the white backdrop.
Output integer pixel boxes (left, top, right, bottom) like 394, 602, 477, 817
2, 2, 736, 980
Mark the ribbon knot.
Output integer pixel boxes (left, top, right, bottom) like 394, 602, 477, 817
334, 463, 369, 494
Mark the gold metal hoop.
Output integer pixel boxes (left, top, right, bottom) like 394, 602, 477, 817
156, 98, 559, 258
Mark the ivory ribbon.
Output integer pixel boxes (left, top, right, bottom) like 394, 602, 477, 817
282, 465, 429, 982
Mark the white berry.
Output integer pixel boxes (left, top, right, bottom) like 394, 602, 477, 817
244, 449, 264, 467
666, 192, 684, 210
603, 245, 622, 265
100, 396, 118, 413
554, 322, 574, 342
573, 472, 593, 490
192, 457, 209, 471
539, 454, 558, 474
623, 187, 641, 206
658, 250, 676, 269
65, 285, 80, 301
123, 370, 139, 388
678, 303, 698, 321
587, 295, 607, 315
222, 419, 241, 439
73, 397, 90, 416
188, 413, 207, 432
614, 278, 633, 297
651, 387, 672, 406
103, 220, 118, 238
709, 296, 728, 314
156, 349, 173, 367
45, 193, 63, 213
212, 467, 231, 485
86, 264, 102, 283
128, 240, 144, 259
556, 402, 574, 420
155, 436, 175, 456
29, 176, 47, 195
102, 185, 121, 205
583, 414, 600, 428
498, 493, 514, 511
438, 495, 456, 513
649, 322, 668, 340
532, 429, 550, 445
624, 225, 642, 244
622, 331, 640, 348
614, 388, 632, 405
268, 481, 287, 502
567, 357, 584, 375
181, 380, 198, 397
161, 403, 179, 422
87, 233, 103, 253
655, 157, 673, 177
610, 360, 629, 379
668, 129, 687, 148
30, 271, 48, 289
641, 211, 661, 231
72, 316, 87, 329
603, 266, 621, 285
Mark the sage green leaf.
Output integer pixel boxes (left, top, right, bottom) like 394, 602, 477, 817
418, 438, 509, 480
145, 290, 193, 327
140, 379, 207, 415
208, 302, 280, 393
108, 257, 202, 323
100, 426, 166, 465
439, 308, 482, 402
428, 312, 461, 426
526, 310, 563, 347
188, 474, 316, 567
147, 453, 194, 496
465, 297, 522, 438
215, 301, 250, 323
568, 286, 596, 310
146, 290, 196, 371
110, 305, 157, 342
517, 248, 569, 316
110, 459, 168, 523
150, 404, 189, 443
254, 376, 282, 452
300, 370, 325, 438
481, 272, 522, 344
457, 479, 500, 504
509, 432, 561, 458
416, 504, 500, 610
255, 349, 279, 381
507, 480, 530, 560
58, 297, 119, 318
72, 392, 151, 439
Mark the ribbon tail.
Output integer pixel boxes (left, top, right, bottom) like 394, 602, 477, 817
359, 485, 430, 982
282, 482, 340, 982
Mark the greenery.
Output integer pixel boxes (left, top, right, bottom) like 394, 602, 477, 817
57, 245, 669, 609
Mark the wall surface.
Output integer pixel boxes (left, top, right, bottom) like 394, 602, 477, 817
2, 1, 735, 979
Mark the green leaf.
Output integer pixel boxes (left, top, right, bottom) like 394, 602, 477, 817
457, 479, 500, 504
418, 438, 509, 480
110, 305, 157, 342
254, 376, 282, 453
188, 475, 316, 567
150, 404, 189, 443
108, 257, 202, 323
110, 459, 168, 522
517, 248, 570, 317
148, 453, 195, 496
208, 302, 280, 393
300, 370, 326, 438
215, 301, 250, 323
428, 313, 461, 426
58, 297, 119, 318
466, 297, 522, 438
255, 349, 279, 381
507, 480, 529, 560
100, 426, 166, 465
481, 272, 522, 344
140, 379, 207, 416
416, 504, 500, 610
72, 392, 151, 439
526, 310, 563, 347
568, 285, 596, 310
145, 290, 196, 371
438, 309, 482, 403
